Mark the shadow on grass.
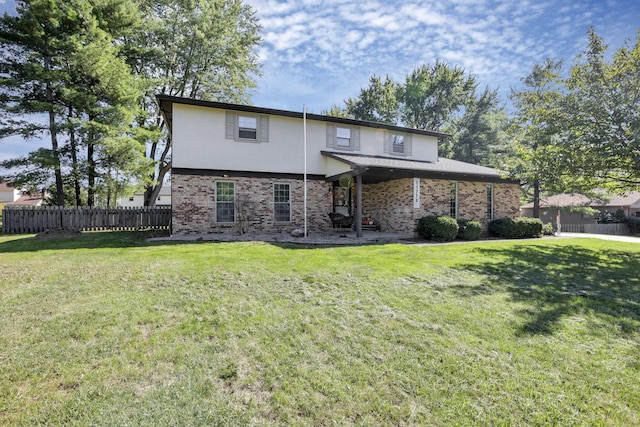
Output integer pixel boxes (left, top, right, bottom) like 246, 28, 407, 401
456, 243, 640, 337
0, 230, 190, 253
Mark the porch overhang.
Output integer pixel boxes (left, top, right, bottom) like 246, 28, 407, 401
321, 151, 517, 184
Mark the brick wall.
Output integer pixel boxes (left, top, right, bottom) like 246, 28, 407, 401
363, 178, 520, 234
173, 172, 520, 236
172, 173, 333, 235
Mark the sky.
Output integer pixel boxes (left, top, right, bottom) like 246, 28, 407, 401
1, 0, 639, 161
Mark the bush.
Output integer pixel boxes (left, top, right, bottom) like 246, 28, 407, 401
417, 215, 459, 242
488, 217, 543, 239
541, 222, 555, 236
596, 209, 627, 224
628, 216, 640, 235
456, 219, 482, 241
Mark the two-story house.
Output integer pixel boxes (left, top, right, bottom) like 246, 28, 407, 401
157, 95, 520, 236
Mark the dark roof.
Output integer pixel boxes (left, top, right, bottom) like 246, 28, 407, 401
521, 192, 640, 209
322, 152, 516, 184
156, 94, 450, 139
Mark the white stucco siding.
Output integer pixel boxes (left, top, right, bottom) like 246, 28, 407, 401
173, 104, 329, 174
323, 156, 351, 178
172, 103, 440, 174
410, 134, 439, 161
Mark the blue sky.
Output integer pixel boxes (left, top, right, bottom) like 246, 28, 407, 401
1, 0, 639, 161
245, 0, 640, 113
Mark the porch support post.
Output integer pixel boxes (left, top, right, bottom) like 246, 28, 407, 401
356, 173, 363, 237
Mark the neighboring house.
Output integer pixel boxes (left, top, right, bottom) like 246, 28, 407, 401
118, 186, 172, 207
520, 192, 640, 225
0, 182, 45, 207
157, 95, 520, 236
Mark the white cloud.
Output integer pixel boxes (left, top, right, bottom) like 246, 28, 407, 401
244, 0, 640, 112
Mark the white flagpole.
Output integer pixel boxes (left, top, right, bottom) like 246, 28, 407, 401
303, 105, 308, 238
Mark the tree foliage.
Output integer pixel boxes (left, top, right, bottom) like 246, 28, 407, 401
126, 0, 261, 206
0, 0, 149, 206
330, 61, 505, 167
507, 58, 565, 217
441, 86, 511, 167
0, 0, 261, 207
344, 75, 399, 124
507, 28, 640, 212
558, 28, 640, 191
401, 61, 477, 131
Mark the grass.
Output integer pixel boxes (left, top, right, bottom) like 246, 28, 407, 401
1, 232, 639, 425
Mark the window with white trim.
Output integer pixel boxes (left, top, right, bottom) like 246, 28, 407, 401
238, 115, 257, 139
216, 181, 235, 222
336, 127, 351, 147
273, 183, 291, 222
385, 131, 412, 156
392, 134, 405, 153
327, 124, 360, 151
486, 184, 494, 220
450, 182, 458, 218
225, 112, 269, 142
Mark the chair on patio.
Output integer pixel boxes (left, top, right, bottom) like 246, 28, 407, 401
328, 212, 354, 229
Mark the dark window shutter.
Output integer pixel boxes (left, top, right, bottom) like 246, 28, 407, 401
326, 124, 336, 148
260, 115, 269, 142
225, 112, 235, 139
352, 127, 360, 151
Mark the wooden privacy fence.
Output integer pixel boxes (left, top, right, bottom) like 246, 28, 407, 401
2, 206, 171, 234
561, 223, 629, 235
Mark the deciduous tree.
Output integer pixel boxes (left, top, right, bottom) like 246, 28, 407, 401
125, 0, 262, 206
559, 28, 640, 192
508, 58, 565, 217
401, 60, 477, 131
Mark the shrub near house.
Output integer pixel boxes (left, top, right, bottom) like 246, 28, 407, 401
417, 215, 459, 242
457, 219, 482, 240
488, 217, 543, 238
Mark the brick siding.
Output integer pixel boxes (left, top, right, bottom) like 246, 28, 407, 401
362, 178, 520, 234
173, 172, 520, 236
172, 173, 333, 235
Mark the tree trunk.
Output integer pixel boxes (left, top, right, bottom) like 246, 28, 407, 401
44, 56, 64, 207
532, 179, 540, 218
68, 105, 82, 206
87, 114, 96, 207
144, 134, 172, 207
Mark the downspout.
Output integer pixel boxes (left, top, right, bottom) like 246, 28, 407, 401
355, 173, 363, 237
303, 105, 308, 238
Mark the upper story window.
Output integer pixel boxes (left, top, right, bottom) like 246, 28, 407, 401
327, 124, 360, 151
238, 116, 257, 139
385, 132, 412, 156
336, 127, 351, 148
392, 134, 405, 153
225, 111, 269, 142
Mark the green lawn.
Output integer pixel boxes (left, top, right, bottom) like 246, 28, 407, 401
1, 232, 639, 426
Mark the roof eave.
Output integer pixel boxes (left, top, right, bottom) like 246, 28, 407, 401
155, 94, 450, 139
